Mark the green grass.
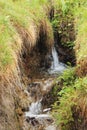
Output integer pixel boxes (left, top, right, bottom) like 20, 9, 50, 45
51, 0, 75, 50
52, 68, 77, 125
75, 4, 87, 61
52, 68, 87, 129
51, 0, 87, 129
0, 0, 51, 71
0, 13, 15, 70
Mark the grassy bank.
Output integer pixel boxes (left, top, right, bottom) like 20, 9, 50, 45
52, 68, 87, 129
0, 1, 54, 130
52, 0, 87, 129
0, 0, 54, 73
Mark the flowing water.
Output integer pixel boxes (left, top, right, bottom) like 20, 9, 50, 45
29, 100, 42, 115
25, 100, 55, 130
25, 100, 51, 118
24, 46, 66, 130
50, 46, 66, 74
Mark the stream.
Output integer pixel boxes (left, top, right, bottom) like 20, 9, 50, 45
23, 46, 66, 130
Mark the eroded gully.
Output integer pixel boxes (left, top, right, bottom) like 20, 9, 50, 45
23, 46, 66, 130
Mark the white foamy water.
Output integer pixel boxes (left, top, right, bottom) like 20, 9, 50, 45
25, 100, 51, 118
25, 112, 51, 118
29, 100, 42, 115
24, 82, 57, 130
49, 47, 66, 74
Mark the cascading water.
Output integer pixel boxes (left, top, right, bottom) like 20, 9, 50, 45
51, 47, 59, 69
25, 100, 41, 117
50, 46, 66, 73
25, 46, 66, 119
25, 100, 51, 118
25, 46, 65, 130
29, 101, 42, 115
25, 100, 56, 130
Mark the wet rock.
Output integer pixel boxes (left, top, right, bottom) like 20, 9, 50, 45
26, 117, 35, 123
45, 54, 52, 69
26, 117, 39, 126
31, 119, 39, 126
46, 118, 54, 123
27, 82, 43, 101
43, 108, 51, 113
28, 82, 41, 88
56, 43, 76, 66
26, 117, 30, 123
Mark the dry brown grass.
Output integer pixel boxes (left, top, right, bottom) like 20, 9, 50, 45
14, 22, 37, 50
76, 58, 87, 77
73, 94, 87, 130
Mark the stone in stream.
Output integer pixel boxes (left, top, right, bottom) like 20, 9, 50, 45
43, 108, 51, 113
29, 118, 39, 126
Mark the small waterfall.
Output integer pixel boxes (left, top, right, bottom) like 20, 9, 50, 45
51, 47, 59, 69
50, 46, 66, 73
25, 100, 51, 118
29, 101, 42, 115
25, 78, 57, 129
